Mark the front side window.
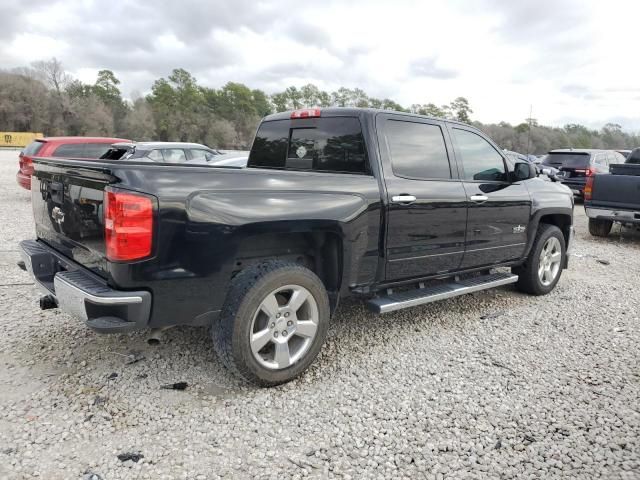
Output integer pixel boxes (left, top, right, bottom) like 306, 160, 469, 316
249, 117, 369, 174
146, 150, 164, 162
162, 149, 187, 163
452, 128, 506, 181
51, 143, 86, 158
384, 120, 451, 179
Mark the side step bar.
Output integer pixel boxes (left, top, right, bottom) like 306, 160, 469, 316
367, 272, 518, 314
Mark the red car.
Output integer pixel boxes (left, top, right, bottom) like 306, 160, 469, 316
17, 137, 131, 190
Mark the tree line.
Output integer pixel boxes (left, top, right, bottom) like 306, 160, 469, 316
1, 58, 638, 153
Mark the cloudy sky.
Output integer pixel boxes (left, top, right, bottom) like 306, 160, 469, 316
2, 0, 638, 129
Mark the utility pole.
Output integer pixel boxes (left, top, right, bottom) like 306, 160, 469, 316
526, 104, 533, 155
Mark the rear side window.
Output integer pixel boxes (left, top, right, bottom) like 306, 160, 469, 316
162, 149, 187, 163
52, 143, 86, 158
384, 120, 451, 179
542, 153, 590, 168
84, 143, 112, 158
23, 140, 45, 156
452, 128, 506, 182
249, 117, 368, 174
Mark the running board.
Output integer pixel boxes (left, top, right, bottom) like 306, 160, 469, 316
367, 272, 519, 314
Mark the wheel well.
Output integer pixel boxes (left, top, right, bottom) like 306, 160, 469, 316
539, 214, 572, 245
233, 231, 342, 307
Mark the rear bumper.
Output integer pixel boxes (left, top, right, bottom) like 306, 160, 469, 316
19, 239, 151, 333
16, 171, 31, 190
585, 207, 640, 224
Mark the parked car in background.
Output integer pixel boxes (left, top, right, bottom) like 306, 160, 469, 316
584, 147, 640, 236
16, 136, 130, 190
19, 107, 574, 386
206, 151, 249, 168
100, 142, 222, 163
616, 149, 631, 160
541, 149, 626, 197
504, 150, 559, 179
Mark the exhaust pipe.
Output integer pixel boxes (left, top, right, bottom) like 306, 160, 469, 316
39, 295, 58, 310
147, 326, 172, 345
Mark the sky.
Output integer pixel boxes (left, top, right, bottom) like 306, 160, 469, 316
1, 0, 638, 130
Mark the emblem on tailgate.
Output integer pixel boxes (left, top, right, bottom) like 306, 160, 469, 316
51, 206, 65, 226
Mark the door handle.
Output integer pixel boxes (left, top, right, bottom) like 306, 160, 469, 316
469, 194, 488, 202
391, 194, 417, 204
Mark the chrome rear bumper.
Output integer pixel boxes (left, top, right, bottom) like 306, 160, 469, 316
19, 239, 151, 333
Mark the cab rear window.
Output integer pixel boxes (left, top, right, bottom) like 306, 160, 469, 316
248, 117, 369, 174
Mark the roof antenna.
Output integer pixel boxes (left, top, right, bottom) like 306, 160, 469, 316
526, 104, 533, 156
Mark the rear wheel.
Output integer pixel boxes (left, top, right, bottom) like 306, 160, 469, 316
588, 218, 612, 237
212, 261, 330, 386
513, 224, 565, 295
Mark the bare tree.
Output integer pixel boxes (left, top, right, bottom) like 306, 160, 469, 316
31, 57, 70, 95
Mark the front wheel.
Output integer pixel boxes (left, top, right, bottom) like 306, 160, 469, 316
513, 224, 566, 295
212, 261, 330, 387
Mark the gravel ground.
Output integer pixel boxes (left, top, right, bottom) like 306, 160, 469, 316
0, 149, 639, 479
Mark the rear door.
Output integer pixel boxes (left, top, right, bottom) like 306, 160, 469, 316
449, 126, 531, 269
377, 114, 467, 280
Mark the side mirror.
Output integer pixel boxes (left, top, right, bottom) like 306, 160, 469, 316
513, 162, 536, 181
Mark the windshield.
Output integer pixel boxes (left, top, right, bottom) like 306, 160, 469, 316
542, 152, 590, 168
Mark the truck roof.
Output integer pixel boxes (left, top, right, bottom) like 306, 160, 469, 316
262, 107, 473, 128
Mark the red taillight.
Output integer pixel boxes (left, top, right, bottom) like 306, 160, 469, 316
585, 167, 596, 177
21, 156, 34, 174
104, 189, 154, 261
290, 108, 321, 119
584, 175, 594, 200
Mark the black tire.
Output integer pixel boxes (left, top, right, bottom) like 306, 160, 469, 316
211, 261, 330, 387
588, 218, 612, 237
513, 224, 565, 295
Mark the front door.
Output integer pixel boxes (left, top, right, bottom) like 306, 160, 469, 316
377, 114, 467, 280
449, 126, 532, 269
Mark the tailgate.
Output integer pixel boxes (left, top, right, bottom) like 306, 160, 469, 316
591, 174, 640, 209
31, 158, 116, 278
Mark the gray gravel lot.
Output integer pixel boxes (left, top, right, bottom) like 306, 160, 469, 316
0, 149, 639, 479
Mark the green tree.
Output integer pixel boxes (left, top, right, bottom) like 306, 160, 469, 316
449, 97, 472, 123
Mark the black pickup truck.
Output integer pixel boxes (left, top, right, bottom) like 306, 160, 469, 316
19, 108, 574, 386
584, 147, 640, 236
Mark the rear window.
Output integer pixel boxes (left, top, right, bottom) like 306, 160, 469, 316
248, 117, 368, 174
542, 153, 590, 168
22, 140, 45, 156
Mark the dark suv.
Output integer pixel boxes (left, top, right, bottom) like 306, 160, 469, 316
542, 149, 626, 196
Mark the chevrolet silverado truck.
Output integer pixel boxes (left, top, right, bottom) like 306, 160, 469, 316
584, 147, 640, 236
19, 108, 574, 386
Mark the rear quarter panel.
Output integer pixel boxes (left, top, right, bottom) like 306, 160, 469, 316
106, 165, 382, 327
